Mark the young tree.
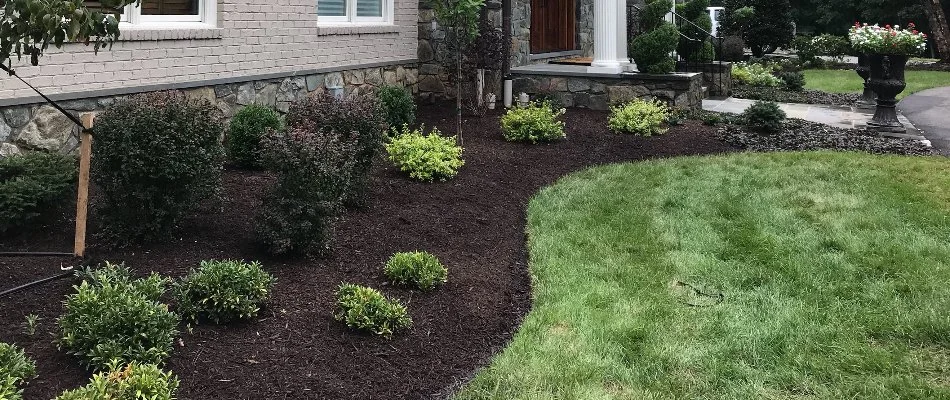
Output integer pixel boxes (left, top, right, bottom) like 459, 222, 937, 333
720, 0, 794, 56
922, 0, 950, 62
1, 0, 138, 67
431, 0, 484, 138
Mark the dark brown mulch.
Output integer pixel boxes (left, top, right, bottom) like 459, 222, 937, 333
0, 105, 735, 400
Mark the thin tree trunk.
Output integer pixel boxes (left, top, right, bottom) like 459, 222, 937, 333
922, 0, 950, 62
457, 45, 463, 142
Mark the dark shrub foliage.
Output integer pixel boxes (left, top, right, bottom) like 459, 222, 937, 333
285, 93, 386, 207
721, 0, 794, 57
175, 260, 276, 324
57, 263, 179, 370
720, 35, 746, 61
334, 283, 411, 337
227, 104, 283, 169
677, 0, 716, 62
376, 85, 416, 133
742, 101, 786, 133
778, 71, 806, 91
54, 361, 178, 400
0, 342, 36, 400
0, 152, 76, 232
257, 127, 357, 256
93, 91, 224, 245
631, 23, 679, 74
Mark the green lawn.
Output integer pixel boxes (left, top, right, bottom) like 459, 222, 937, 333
457, 152, 950, 400
804, 69, 950, 99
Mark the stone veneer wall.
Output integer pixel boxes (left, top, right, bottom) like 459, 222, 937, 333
511, 72, 704, 110
684, 62, 733, 97
0, 63, 418, 157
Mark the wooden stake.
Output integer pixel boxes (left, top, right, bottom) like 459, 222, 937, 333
73, 114, 94, 258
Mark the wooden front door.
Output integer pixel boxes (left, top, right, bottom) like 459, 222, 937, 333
530, 0, 576, 54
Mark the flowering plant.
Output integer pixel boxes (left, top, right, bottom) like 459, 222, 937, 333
849, 22, 927, 55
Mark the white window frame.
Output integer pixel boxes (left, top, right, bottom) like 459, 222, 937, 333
120, 0, 217, 27
318, 0, 394, 26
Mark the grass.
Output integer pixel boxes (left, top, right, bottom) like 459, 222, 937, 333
804, 69, 950, 99
457, 152, 950, 400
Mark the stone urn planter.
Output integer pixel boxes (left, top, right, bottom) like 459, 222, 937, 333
866, 54, 909, 133
854, 54, 877, 109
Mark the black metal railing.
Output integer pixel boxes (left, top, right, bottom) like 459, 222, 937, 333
627, 3, 725, 96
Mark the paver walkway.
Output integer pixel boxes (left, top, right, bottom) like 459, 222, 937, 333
898, 86, 950, 153
703, 98, 926, 142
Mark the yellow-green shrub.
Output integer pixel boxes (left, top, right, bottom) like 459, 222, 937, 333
385, 126, 464, 182
334, 284, 411, 337
384, 251, 448, 291
608, 99, 670, 136
500, 101, 566, 143
54, 361, 178, 400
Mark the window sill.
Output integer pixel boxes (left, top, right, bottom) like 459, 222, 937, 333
317, 24, 402, 36
117, 23, 223, 41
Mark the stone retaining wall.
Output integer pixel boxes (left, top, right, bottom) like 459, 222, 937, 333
0, 64, 418, 157
511, 72, 704, 110
683, 62, 733, 97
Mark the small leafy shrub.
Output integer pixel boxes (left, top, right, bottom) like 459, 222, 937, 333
720, 35, 746, 61
384, 251, 448, 291
257, 128, 356, 256
227, 104, 283, 169
286, 93, 386, 207
702, 113, 723, 126
0, 342, 36, 400
0, 152, 76, 232
500, 101, 566, 143
608, 99, 670, 136
732, 62, 782, 87
792, 34, 850, 63
54, 361, 178, 400
742, 101, 786, 133
630, 23, 680, 74
58, 263, 179, 370
385, 125, 464, 182
376, 85, 416, 134
175, 260, 276, 324
93, 91, 224, 245
334, 284, 411, 336
778, 71, 805, 91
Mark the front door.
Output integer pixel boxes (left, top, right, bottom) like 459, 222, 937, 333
530, 0, 576, 54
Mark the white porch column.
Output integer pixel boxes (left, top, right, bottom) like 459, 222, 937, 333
616, 0, 631, 70
588, 0, 622, 74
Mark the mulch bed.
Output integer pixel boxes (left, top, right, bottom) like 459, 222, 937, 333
715, 118, 934, 155
0, 105, 735, 400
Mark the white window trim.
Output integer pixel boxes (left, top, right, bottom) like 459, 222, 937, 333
318, 0, 394, 26
120, 0, 217, 28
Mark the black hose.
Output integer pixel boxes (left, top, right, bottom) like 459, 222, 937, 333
0, 252, 73, 257
0, 270, 74, 298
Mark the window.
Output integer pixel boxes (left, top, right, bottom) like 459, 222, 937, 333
318, 0, 392, 25
122, 0, 216, 26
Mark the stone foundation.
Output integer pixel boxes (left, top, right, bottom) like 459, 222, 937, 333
511, 70, 704, 110
682, 62, 733, 97
0, 63, 419, 157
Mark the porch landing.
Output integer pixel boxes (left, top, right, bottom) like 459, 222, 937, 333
510, 64, 705, 110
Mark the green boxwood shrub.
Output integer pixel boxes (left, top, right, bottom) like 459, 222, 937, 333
631, 23, 680, 74
720, 35, 746, 62
384, 251, 448, 291
286, 93, 386, 207
778, 71, 805, 91
334, 283, 411, 337
54, 361, 178, 400
0, 342, 36, 400
742, 101, 786, 133
227, 104, 283, 169
376, 85, 416, 133
500, 101, 566, 143
385, 125, 464, 182
175, 260, 276, 324
257, 128, 356, 256
0, 152, 76, 232
57, 263, 179, 370
93, 91, 224, 245
608, 99, 670, 136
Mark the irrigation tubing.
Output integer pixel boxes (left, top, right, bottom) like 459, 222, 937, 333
0, 269, 74, 298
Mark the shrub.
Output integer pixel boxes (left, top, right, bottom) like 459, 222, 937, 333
676, 0, 716, 62
227, 104, 283, 169
721, 0, 793, 57
174, 260, 276, 324
0, 152, 76, 232
0, 342, 36, 400
334, 284, 411, 337
257, 128, 356, 256
742, 101, 786, 133
285, 93, 386, 207
384, 251, 448, 291
792, 34, 850, 64
376, 85, 416, 134
500, 101, 566, 143
385, 125, 464, 182
57, 263, 179, 370
630, 23, 680, 74
54, 361, 178, 400
778, 71, 805, 91
732, 62, 782, 87
701, 113, 723, 126
608, 99, 670, 136
93, 91, 224, 245
720, 35, 746, 62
